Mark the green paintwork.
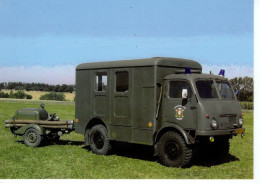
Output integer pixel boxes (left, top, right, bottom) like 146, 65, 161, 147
15, 108, 48, 121
14, 124, 46, 135
75, 57, 244, 146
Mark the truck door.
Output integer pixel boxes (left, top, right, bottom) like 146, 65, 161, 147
110, 69, 132, 142
162, 80, 197, 129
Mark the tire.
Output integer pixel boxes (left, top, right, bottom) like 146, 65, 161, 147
89, 125, 111, 155
23, 128, 42, 147
157, 131, 193, 167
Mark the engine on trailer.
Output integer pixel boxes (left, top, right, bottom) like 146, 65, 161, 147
13, 103, 49, 121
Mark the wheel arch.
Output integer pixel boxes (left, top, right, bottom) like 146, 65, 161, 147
154, 125, 192, 146
15, 124, 46, 135
84, 118, 107, 146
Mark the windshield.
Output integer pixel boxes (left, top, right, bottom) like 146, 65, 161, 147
196, 80, 218, 98
216, 80, 235, 99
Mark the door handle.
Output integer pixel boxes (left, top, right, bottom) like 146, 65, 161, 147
190, 106, 196, 110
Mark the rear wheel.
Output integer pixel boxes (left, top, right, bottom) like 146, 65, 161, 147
89, 125, 111, 155
23, 128, 42, 147
157, 131, 193, 167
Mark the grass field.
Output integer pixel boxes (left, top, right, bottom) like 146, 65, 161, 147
1, 89, 75, 102
0, 100, 253, 179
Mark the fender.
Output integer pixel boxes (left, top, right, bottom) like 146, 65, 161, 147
14, 124, 46, 135
155, 123, 194, 145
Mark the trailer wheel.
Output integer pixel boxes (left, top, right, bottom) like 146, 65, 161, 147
23, 128, 42, 147
89, 125, 111, 155
157, 131, 192, 167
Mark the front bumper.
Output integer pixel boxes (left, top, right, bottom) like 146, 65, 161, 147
196, 127, 245, 136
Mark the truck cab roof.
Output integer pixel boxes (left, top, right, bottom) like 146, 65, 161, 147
164, 73, 229, 81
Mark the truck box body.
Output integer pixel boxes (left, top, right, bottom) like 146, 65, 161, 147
75, 57, 202, 145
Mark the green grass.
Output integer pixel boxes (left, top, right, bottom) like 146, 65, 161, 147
0, 100, 253, 179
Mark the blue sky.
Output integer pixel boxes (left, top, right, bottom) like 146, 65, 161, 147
0, 0, 254, 84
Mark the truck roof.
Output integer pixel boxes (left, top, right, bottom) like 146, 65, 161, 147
76, 57, 202, 70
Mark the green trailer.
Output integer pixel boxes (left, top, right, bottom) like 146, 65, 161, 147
5, 104, 74, 147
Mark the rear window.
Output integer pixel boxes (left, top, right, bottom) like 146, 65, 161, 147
196, 80, 218, 98
96, 72, 107, 91
116, 71, 129, 92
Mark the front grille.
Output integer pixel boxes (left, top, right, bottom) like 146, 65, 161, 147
219, 114, 237, 129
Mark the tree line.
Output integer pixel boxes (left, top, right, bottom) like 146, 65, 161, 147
0, 77, 253, 102
0, 82, 75, 93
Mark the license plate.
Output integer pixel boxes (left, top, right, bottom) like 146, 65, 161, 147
235, 128, 245, 134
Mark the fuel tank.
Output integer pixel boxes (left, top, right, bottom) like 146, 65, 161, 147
14, 108, 48, 121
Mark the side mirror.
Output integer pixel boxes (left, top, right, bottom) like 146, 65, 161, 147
182, 89, 188, 99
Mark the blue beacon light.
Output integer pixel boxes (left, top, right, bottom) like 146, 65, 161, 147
218, 69, 225, 77
185, 67, 191, 74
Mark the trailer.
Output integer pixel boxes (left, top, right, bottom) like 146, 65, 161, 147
5, 104, 74, 147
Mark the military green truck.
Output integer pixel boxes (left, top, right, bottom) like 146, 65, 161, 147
75, 57, 245, 167
5, 57, 245, 167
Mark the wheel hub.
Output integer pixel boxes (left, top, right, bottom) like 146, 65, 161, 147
93, 132, 104, 149
28, 132, 37, 143
165, 142, 180, 160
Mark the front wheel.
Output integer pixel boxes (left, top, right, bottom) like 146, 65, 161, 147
157, 131, 193, 167
89, 125, 112, 155
23, 128, 42, 147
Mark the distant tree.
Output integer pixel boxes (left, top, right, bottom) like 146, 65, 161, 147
230, 77, 253, 102
0, 91, 9, 98
59, 84, 68, 92
0, 83, 4, 90
7, 82, 15, 90
48, 85, 54, 91
53, 85, 60, 92
66, 86, 74, 93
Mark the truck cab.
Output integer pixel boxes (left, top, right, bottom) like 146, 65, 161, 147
161, 73, 244, 140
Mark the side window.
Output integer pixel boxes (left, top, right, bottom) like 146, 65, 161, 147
96, 72, 107, 91
169, 81, 192, 98
116, 71, 129, 92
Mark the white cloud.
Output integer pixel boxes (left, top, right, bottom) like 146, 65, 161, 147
0, 65, 75, 85
202, 64, 253, 79
0, 64, 253, 85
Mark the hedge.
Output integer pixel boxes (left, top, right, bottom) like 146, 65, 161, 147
240, 102, 253, 110
0, 90, 32, 99
40, 92, 66, 101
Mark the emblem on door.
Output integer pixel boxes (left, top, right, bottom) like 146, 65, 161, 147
174, 105, 186, 120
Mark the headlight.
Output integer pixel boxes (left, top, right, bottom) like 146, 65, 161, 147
239, 117, 244, 126
211, 119, 218, 129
